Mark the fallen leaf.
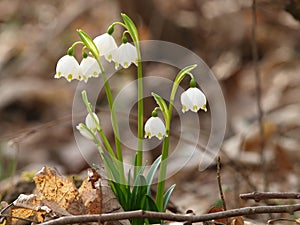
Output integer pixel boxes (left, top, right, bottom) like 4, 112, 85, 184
11, 194, 49, 224
78, 177, 102, 214
33, 166, 85, 215
206, 206, 244, 225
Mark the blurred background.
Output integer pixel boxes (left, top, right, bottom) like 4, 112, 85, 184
1, 0, 300, 218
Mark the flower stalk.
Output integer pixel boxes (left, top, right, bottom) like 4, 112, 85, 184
155, 64, 198, 211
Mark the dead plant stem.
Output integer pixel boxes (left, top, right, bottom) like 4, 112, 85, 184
217, 156, 228, 225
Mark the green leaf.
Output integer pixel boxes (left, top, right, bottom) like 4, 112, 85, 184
121, 13, 139, 44
101, 153, 120, 183
163, 184, 176, 211
130, 175, 147, 210
145, 155, 162, 194
143, 195, 161, 224
111, 181, 127, 210
77, 29, 99, 59
151, 92, 169, 122
133, 166, 146, 186
174, 64, 197, 86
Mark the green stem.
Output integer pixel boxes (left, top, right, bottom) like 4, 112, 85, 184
136, 44, 143, 169
156, 65, 197, 211
98, 128, 116, 158
96, 58, 125, 184
155, 86, 176, 211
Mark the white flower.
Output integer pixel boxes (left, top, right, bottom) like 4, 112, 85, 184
76, 112, 99, 140
79, 57, 100, 82
112, 43, 138, 69
55, 55, 81, 82
93, 33, 117, 62
181, 87, 207, 113
144, 117, 166, 140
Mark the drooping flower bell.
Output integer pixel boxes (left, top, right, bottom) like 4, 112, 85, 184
79, 56, 100, 82
181, 80, 207, 113
112, 42, 138, 70
93, 33, 118, 62
55, 55, 81, 82
144, 112, 166, 140
76, 112, 99, 140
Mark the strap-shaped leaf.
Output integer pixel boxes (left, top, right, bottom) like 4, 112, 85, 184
121, 13, 139, 44
163, 184, 176, 211
77, 29, 99, 59
174, 64, 197, 85
146, 155, 162, 194
151, 92, 169, 122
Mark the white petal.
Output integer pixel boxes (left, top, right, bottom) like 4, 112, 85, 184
76, 123, 94, 140
85, 112, 99, 133
112, 43, 137, 69
144, 117, 166, 140
55, 55, 80, 82
181, 88, 207, 113
80, 57, 100, 80
181, 91, 193, 113
93, 33, 117, 61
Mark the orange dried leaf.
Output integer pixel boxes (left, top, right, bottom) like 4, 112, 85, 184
11, 194, 48, 224
230, 216, 244, 225
33, 166, 85, 215
207, 206, 226, 225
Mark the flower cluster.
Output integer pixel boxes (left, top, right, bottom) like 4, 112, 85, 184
144, 87, 207, 140
55, 33, 138, 82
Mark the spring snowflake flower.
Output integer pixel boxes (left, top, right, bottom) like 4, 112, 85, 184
181, 87, 207, 113
93, 33, 118, 62
79, 57, 100, 82
144, 117, 166, 140
76, 112, 99, 140
112, 43, 138, 69
55, 55, 81, 82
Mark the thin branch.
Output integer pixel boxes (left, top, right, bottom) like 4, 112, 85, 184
240, 192, 300, 201
217, 157, 227, 211
39, 204, 300, 225
217, 156, 228, 225
252, 0, 268, 191
0, 214, 37, 223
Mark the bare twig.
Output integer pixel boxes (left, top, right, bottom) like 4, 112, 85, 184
240, 192, 300, 201
217, 157, 227, 211
252, 0, 268, 191
0, 214, 37, 223
38, 204, 300, 225
217, 156, 228, 225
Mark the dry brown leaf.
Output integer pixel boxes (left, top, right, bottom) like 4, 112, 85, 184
78, 177, 102, 214
11, 194, 49, 224
33, 166, 85, 215
207, 206, 227, 225
230, 216, 244, 225
79, 167, 131, 225
206, 206, 244, 225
